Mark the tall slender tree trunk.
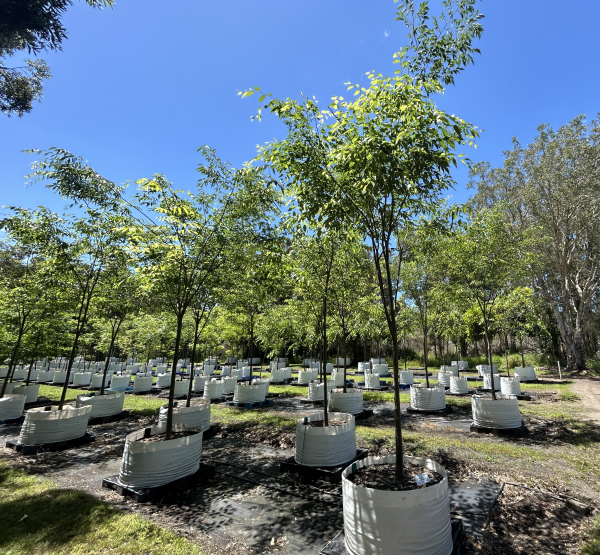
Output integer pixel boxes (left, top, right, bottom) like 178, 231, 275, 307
0, 326, 25, 398
484, 325, 496, 400
520, 336, 525, 367
165, 312, 184, 440
186, 315, 201, 408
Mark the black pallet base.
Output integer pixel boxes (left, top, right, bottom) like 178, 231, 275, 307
102, 462, 215, 503
6, 432, 95, 455
224, 399, 274, 409
281, 449, 369, 483
470, 422, 527, 437
88, 410, 130, 425
514, 394, 532, 401
355, 385, 389, 391
299, 398, 324, 405
406, 406, 449, 416
125, 387, 163, 395
445, 390, 476, 396
0, 415, 25, 425
353, 409, 374, 421
288, 381, 309, 387
157, 393, 188, 400
321, 519, 464, 555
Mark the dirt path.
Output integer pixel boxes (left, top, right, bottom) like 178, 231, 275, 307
571, 376, 600, 424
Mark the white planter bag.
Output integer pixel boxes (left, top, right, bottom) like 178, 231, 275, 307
226, 356, 238, 364
336, 357, 351, 367
230, 368, 243, 380
410, 385, 446, 410
399, 370, 414, 385
76, 391, 125, 418
329, 389, 363, 415
342, 454, 453, 555
250, 357, 261, 366
437, 371, 452, 388
373, 364, 389, 375
500, 377, 521, 396
119, 423, 203, 488
158, 402, 210, 431
449, 376, 469, 394
12, 383, 40, 403
370, 358, 386, 365
358, 362, 370, 373
283, 367, 292, 380
514, 366, 536, 381
0, 367, 8, 378
220, 366, 231, 377
295, 411, 356, 467
270, 361, 285, 371
73, 372, 92, 386
331, 370, 345, 387
202, 365, 215, 376
325, 363, 333, 375
52, 371, 67, 384
440, 365, 459, 376
308, 381, 335, 401
3, 382, 17, 394
156, 373, 171, 387
483, 373, 501, 390
173, 380, 190, 397
91, 373, 112, 388
36, 370, 54, 382
472, 396, 522, 429
203, 379, 225, 400
193, 376, 209, 392
234, 382, 267, 403
241, 366, 251, 378
0, 394, 26, 420
270, 369, 286, 383
18, 405, 92, 445
237, 360, 248, 369
365, 374, 380, 389
12, 368, 27, 380
111, 375, 131, 390
477, 364, 499, 375
298, 370, 313, 384
133, 375, 153, 393
223, 377, 237, 394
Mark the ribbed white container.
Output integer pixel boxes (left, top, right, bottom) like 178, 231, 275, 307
90, 373, 111, 388
472, 396, 522, 429
223, 377, 237, 394
270, 369, 286, 383
373, 364, 389, 375
12, 383, 40, 403
410, 385, 446, 410
399, 370, 414, 385
440, 365, 459, 376
192, 376, 209, 392
514, 366, 536, 381
133, 375, 153, 393
202, 365, 215, 376
298, 370, 313, 384
449, 376, 469, 394
329, 388, 363, 415
483, 373, 501, 390
336, 357, 352, 367
0, 394, 26, 420
501, 376, 521, 396
365, 374, 380, 389
220, 366, 231, 377
358, 362, 370, 373
52, 371, 67, 384
331, 370, 345, 387
158, 402, 210, 431
172, 380, 189, 397
156, 373, 171, 387
342, 454, 453, 555
12, 368, 27, 380
308, 381, 335, 401
203, 379, 225, 400
76, 391, 125, 418
18, 405, 92, 445
73, 372, 92, 386
36, 370, 54, 382
111, 375, 131, 390
234, 382, 267, 403
295, 412, 356, 467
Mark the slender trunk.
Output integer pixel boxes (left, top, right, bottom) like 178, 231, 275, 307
165, 312, 184, 440
504, 332, 510, 377
0, 326, 25, 398
249, 312, 254, 381
321, 296, 329, 427
343, 334, 347, 394
25, 358, 34, 386
520, 336, 525, 367
484, 325, 496, 400
186, 316, 201, 408
101, 321, 122, 395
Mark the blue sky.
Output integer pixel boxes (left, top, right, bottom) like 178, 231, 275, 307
1, 0, 599, 213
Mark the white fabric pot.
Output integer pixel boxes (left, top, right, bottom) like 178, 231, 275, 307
156, 373, 171, 387
514, 366, 536, 381
73, 372, 92, 386
283, 367, 292, 380
76, 391, 125, 418
449, 376, 469, 394
133, 375, 153, 393
271, 369, 286, 383
270, 361, 286, 371
365, 374, 380, 389
173, 380, 190, 396
234, 382, 267, 403
18, 405, 92, 445
325, 363, 333, 374
477, 364, 499, 375
501, 377, 521, 396
91, 373, 111, 388
4, 382, 17, 394
193, 376, 209, 392
370, 358, 386, 365
440, 365, 459, 376
483, 373, 501, 390
342, 454, 453, 555
36, 370, 54, 382
223, 377, 237, 394
399, 370, 414, 385
202, 365, 215, 376
52, 371, 67, 384
119, 423, 203, 488
111, 375, 131, 390
0, 367, 8, 378
329, 389, 363, 415
298, 370, 313, 384
12, 368, 27, 380
410, 385, 446, 410
437, 371, 453, 388
373, 364, 389, 375
241, 366, 251, 378
472, 396, 522, 429
158, 402, 210, 431
27, 369, 40, 381
226, 357, 238, 364
331, 370, 345, 387
250, 357, 261, 366
220, 366, 231, 377
308, 381, 335, 401
0, 394, 26, 420
295, 411, 356, 467
358, 362, 370, 373
203, 379, 225, 400
237, 360, 248, 369
336, 357, 352, 367
11, 383, 40, 403
230, 368, 243, 380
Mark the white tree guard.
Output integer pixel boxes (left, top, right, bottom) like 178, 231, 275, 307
234, 382, 267, 403
12, 368, 27, 380
283, 367, 292, 380
241, 366, 251, 378
76, 391, 125, 418
156, 373, 171, 387
373, 364, 389, 375
342, 454, 453, 555
220, 366, 231, 377
202, 365, 215, 376
440, 365, 459, 376
133, 375, 153, 393
90, 373, 112, 388
223, 377, 237, 394
52, 371, 67, 384
158, 402, 210, 431
500, 377, 521, 396
308, 381, 335, 401
73, 372, 92, 386
298, 370, 313, 384
295, 411, 356, 466
370, 358, 386, 365
192, 376, 209, 392
336, 357, 352, 367
365, 374, 380, 389
514, 366, 536, 381
358, 362, 370, 373
270, 369, 286, 383
449, 376, 469, 394
437, 371, 453, 388
325, 363, 334, 374
173, 380, 189, 397
119, 423, 203, 488
18, 405, 92, 445
111, 375, 131, 390
483, 373, 501, 390
477, 364, 499, 375
410, 385, 446, 410
12, 383, 40, 403
399, 370, 414, 385
329, 388, 363, 415
36, 370, 53, 382
203, 379, 225, 400
472, 396, 522, 429
331, 370, 345, 387
0, 394, 26, 420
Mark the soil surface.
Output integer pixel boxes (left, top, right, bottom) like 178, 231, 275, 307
571, 375, 600, 424
347, 462, 443, 491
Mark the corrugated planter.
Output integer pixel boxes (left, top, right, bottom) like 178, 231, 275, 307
18, 405, 92, 445
76, 390, 125, 418
158, 401, 210, 431
11, 383, 40, 403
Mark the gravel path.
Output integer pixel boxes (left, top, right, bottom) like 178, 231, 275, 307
571, 376, 600, 424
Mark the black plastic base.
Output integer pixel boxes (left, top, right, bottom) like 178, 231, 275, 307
224, 399, 274, 409
281, 449, 368, 483
88, 410, 130, 426
6, 432, 95, 455
406, 406, 449, 416
470, 421, 526, 437
102, 462, 215, 503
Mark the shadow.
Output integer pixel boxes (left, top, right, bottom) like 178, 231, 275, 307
524, 414, 600, 448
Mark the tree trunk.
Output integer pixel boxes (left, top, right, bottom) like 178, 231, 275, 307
484, 326, 496, 400
0, 326, 25, 398
520, 336, 525, 367
165, 312, 184, 440
321, 297, 329, 427
186, 315, 201, 408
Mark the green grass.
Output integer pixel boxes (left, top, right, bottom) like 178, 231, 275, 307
123, 396, 164, 416
38, 385, 80, 403
583, 518, 600, 555
211, 405, 296, 431
0, 462, 203, 555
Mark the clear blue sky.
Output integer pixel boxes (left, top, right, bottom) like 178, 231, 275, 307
1, 0, 599, 213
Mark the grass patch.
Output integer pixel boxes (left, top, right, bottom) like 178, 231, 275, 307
0, 461, 203, 555
211, 405, 296, 431
582, 518, 600, 555
38, 385, 79, 403
122, 396, 163, 416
